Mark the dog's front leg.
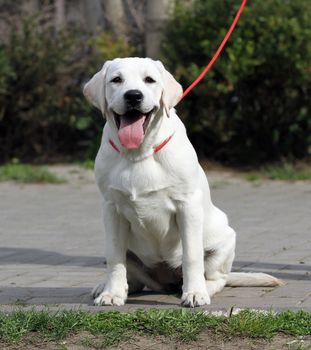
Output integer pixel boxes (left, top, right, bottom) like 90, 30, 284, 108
93, 202, 129, 306
177, 191, 210, 307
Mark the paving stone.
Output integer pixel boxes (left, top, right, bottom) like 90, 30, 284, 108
27, 294, 92, 305
299, 296, 311, 308
218, 287, 273, 298
0, 168, 310, 311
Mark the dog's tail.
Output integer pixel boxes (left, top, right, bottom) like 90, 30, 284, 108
226, 272, 284, 287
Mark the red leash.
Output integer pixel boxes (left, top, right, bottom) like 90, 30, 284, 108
180, 0, 247, 101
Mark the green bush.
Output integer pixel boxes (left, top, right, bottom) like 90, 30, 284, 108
0, 48, 14, 118
0, 12, 132, 163
162, 0, 311, 164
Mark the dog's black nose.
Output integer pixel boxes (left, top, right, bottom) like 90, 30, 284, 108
124, 89, 143, 106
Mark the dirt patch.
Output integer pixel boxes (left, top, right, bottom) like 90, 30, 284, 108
1, 332, 310, 350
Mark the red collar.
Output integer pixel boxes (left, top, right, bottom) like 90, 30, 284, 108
108, 134, 174, 155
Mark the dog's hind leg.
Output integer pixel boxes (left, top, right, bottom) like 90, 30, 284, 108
204, 229, 236, 298
126, 251, 164, 294
92, 279, 107, 299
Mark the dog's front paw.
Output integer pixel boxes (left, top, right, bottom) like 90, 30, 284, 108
94, 291, 126, 306
92, 280, 128, 306
181, 291, 211, 307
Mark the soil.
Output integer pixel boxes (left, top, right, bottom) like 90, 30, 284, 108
1, 332, 310, 350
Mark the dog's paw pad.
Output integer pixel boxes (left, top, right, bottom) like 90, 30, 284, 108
181, 292, 210, 307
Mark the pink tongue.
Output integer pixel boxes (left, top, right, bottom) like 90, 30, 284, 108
118, 115, 146, 149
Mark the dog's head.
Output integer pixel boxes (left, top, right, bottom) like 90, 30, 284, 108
83, 57, 183, 150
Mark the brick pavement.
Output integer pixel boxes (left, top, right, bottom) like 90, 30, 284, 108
0, 166, 310, 312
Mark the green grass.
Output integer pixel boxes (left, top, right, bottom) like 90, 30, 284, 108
0, 162, 65, 184
80, 159, 95, 170
0, 309, 310, 347
246, 163, 311, 182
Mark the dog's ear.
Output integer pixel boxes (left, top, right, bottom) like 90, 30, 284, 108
83, 60, 111, 115
154, 60, 183, 116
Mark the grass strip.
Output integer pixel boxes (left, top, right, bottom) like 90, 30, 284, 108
0, 309, 310, 347
246, 163, 311, 182
0, 163, 65, 183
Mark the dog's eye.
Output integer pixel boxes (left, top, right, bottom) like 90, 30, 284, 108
110, 76, 122, 83
144, 76, 156, 83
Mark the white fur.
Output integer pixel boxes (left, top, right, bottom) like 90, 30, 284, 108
83, 57, 282, 308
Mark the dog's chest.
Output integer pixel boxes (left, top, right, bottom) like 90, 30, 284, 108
113, 188, 176, 230
101, 158, 179, 237
113, 188, 180, 266
111, 158, 170, 192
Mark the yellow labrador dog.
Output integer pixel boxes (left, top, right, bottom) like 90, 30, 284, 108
83, 57, 282, 307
